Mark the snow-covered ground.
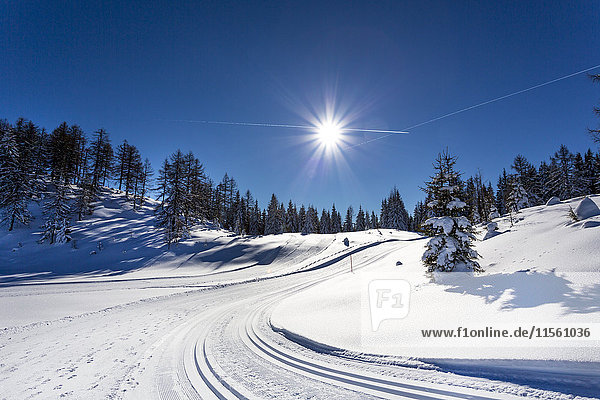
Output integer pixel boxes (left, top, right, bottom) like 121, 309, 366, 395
1, 191, 599, 399
271, 195, 600, 397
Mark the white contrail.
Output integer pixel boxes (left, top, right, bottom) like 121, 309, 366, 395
343, 127, 409, 134
162, 63, 600, 146
345, 63, 600, 149
161, 119, 409, 135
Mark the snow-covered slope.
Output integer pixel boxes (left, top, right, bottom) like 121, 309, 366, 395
0, 188, 400, 327
0, 189, 380, 284
2, 191, 599, 399
271, 195, 600, 361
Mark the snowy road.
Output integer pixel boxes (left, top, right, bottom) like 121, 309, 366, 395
0, 237, 576, 399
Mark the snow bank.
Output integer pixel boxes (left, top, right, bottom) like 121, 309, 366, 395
545, 196, 561, 206
575, 197, 600, 219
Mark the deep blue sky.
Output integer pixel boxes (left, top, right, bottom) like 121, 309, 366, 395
2, 1, 599, 214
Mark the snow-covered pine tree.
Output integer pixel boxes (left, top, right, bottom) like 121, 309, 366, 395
584, 149, 599, 194
471, 210, 481, 224
422, 150, 481, 273
355, 206, 366, 231
182, 153, 209, 222
0, 120, 34, 230
365, 211, 372, 230
301, 206, 315, 234
511, 154, 541, 205
412, 201, 427, 232
71, 126, 87, 186
40, 182, 72, 244
261, 209, 267, 235
320, 209, 331, 233
371, 211, 379, 229
311, 206, 320, 233
279, 202, 287, 232
481, 182, 496, 222
298, 205, 306, 233
507, 178, 529, 213
265, 194, 283, 234
382, 187, 410, 230
286, 200, 298, 233
156, 158, 169, 210
330, 204, 342, 233
549, 145, 574, 200
496, 169, 510, 215
461, 173, 495, 224
572, 152, 591, 196
464, 177, 478, 222
242, 191, 253, 233
380, 199, 389, 228
343, 206, 353, 232
215, 173, 238, 230
248, 200, 262, 235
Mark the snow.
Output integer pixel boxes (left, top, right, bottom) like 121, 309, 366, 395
271, 195, 600, 396
574, 196, 600, 219
423, 216, 454, 234
2, 190, 600, 399
482, 222, 500, 240
546, 196, 561, 206
447, 199, 467, 209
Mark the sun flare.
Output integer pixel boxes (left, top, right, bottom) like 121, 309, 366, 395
317, 122, 342, 147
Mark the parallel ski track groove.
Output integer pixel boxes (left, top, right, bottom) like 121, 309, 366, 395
183, 238, 487, 399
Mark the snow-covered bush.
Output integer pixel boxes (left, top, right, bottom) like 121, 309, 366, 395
568, 206, 579, 222
488, 205, 500, 220
574, 197, 600, 220
483, 221, 500, 240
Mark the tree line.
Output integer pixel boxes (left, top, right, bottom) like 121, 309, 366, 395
1, 75, 598, 246
0, 117, 412, 246
412, 145, 600, 233
419, 143, 600, 273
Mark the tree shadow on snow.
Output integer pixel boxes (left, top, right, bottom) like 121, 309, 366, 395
439, 271, 600, 314
171, 241, 283, 271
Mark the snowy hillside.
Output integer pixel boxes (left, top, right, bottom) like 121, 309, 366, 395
0, 188, 378, 284
2, 191, 600, 399
271, 195, 600, 395
0, 188, 401, 327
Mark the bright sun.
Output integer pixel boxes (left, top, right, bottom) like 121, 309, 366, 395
317, 122, 342, 147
